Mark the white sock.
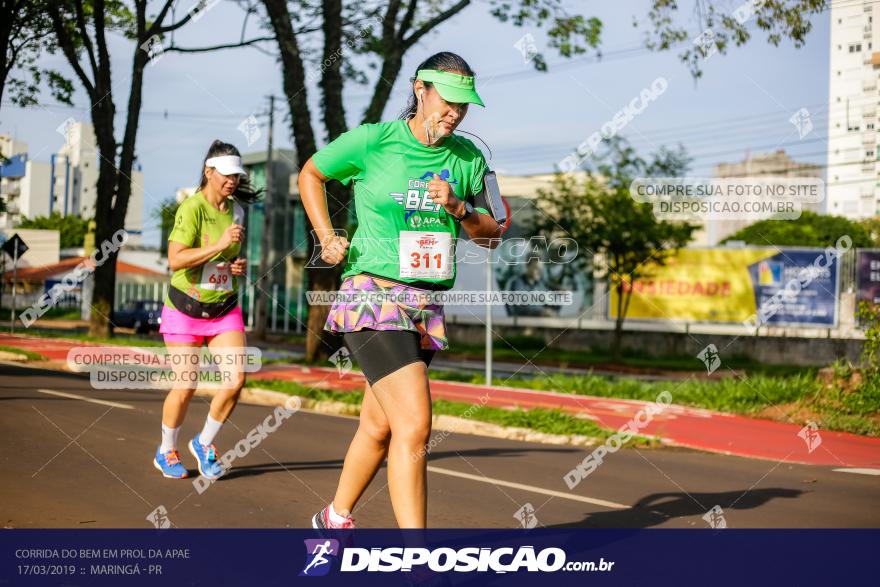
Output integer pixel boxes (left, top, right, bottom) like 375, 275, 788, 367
198, 415, 223, 446
329, 502, 349, 523
160, 424, 180, 453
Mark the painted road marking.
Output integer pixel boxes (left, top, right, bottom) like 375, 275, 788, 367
832, 468, 880, 476
36, 389, 135, 410
427, 465, 629, 509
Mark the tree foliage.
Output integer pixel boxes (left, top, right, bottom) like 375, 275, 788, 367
531, 137, 699, 359
152, 198, 179, 256
723, 211, 874, 248
0, 0, 73, 111
19, 212, 89, 248
639, 0, 827, 78
10, 0, 827, 344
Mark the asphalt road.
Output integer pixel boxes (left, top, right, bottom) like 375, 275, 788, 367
1, 363, 877, 529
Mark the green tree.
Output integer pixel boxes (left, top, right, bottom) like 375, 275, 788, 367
640, 0, 826, 79
0, 0, 73, 113
531, 138, 698, 360
151, 198, 179, 257
722, 211, 874, 248
858, 217, 880, 248
18, 212, 89, 248
47, 0, 265, 337
28, 0, 827, 346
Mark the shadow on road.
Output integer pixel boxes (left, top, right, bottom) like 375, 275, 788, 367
548, 488, 804, 528
426, 447, 579, 461
220, 458, 345, 480
222, 446, 578, 480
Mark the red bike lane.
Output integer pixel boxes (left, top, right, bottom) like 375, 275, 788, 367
2, 333, 878, 468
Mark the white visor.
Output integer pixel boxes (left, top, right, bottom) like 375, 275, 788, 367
206, 155, 247, 177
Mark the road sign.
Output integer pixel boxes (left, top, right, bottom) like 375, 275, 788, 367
1, 233, 28, 260
2, 233, 28, 333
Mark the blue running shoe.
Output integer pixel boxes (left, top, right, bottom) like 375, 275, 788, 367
153, 448, 188, 479
188, 436, 224, 479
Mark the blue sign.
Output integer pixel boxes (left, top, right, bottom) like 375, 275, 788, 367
0, 153, 27, 178
748, 248, 840, 327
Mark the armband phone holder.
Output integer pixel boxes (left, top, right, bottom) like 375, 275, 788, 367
478, 170, 506, 225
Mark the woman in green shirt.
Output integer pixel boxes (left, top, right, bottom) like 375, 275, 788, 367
154, 140, 259, 481
300, 51, 503, 528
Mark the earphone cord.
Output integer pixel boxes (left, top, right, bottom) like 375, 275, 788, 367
413, 93, 494, 159
453, 129, 492, 161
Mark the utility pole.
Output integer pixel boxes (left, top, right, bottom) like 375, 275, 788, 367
485, 246, 493, 384
254, 95, 275, 339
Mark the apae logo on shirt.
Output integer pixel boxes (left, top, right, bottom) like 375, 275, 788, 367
408, 215, 444, 228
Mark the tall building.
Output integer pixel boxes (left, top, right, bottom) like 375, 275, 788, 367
52, 121, 99, 218
827, 1, 879, 218
0, 122, 144, 241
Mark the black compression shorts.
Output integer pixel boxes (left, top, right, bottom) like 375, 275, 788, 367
342, 329, 436, 386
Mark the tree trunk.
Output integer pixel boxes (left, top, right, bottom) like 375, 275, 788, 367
264, 0, 340, 360
303, 179, 350, 361
361, 49, 403, 124
612, 318, 624, 362
264, 0, 467, 362
87, 96, 119, 337
86, 26, 147, 338
612, 281, 625, 361
0, 0, 17, 113
0, 59, 7, 112
298, 0, 352, 362
320, 0, 346, 138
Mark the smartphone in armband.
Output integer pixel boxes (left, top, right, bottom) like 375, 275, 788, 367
479, 170, 506, 225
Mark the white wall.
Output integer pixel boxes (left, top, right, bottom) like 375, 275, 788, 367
0, 228, 60, 268
19, 161, 52, 219
0, 135, 27, 158
124, 170, 144, 245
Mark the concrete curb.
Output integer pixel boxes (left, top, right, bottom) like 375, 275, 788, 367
219, 386, 606, 449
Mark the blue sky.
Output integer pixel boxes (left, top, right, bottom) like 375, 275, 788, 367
0, 1, 830, 246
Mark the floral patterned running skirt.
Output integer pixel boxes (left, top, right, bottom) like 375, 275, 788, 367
323, 273, 448, 351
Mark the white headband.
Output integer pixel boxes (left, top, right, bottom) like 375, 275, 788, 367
206, 155, 247, 177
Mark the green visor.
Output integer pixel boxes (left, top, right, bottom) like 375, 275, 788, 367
416, 69, 485, 107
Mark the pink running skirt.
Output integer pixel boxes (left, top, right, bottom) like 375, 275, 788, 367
159, 305, 245, 344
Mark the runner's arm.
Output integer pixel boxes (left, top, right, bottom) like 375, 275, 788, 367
167, 240, 227, 271
299, 158, 339, 247
457, 205, 502, 249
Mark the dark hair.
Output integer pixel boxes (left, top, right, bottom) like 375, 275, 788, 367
198, 140, 263, 204
399, 52, 476, 120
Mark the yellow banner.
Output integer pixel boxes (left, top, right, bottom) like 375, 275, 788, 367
608, 248, 779, 322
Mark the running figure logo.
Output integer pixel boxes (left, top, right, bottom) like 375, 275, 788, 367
696, 344, 721, 374
702, 505, 727, 529
300, 538, 339, 577
514, 503, 539, 528
797, 421, 822, 453
419, 170, 458, 184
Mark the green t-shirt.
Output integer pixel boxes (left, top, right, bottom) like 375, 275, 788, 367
312, 119, 488, 289
165, 192, 243, 309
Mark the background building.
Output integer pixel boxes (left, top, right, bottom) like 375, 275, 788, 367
826, 0, 879, 218
693, 149, 824, 246
0, 122, 144, 241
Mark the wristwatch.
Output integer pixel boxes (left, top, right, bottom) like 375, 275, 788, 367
453, 200, 474, 222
